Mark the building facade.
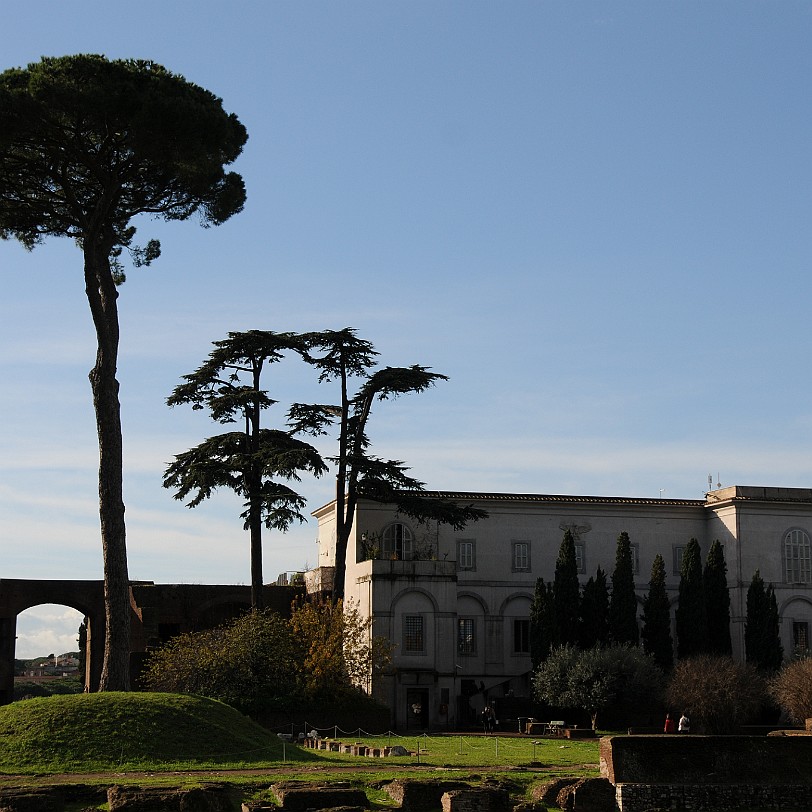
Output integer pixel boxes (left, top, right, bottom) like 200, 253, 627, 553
305, 486, 812, 730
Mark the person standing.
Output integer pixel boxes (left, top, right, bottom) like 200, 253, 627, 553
678, 712, 690, 733
663, 713, 676, 733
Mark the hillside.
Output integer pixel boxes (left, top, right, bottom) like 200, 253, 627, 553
0, 692, 312, 773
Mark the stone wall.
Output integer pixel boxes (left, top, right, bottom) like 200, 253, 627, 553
601, 734, 812, 812
600, 734, 812, 785
616, 782, 810, 811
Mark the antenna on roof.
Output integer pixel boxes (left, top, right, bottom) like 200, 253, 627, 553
717, 473, 721, 489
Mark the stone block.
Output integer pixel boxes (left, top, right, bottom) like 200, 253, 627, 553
270, 783, 368, 811
385, 779, 473, 812
441, 787, 510, 812
555, 778, 614, 812
107, 783, 232, 811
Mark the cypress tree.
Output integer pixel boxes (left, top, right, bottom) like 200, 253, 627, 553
554, 529, 581, 647
529, 577, 556, 667
765, 584, 784, 672
641, 553, 674, 670
579, 566, 609, 649
704, 540, 732, 655
609, 531, 639, 645
745, 570, 784, 672
675, 538, 708, 658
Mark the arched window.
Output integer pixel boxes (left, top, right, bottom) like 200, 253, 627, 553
382, 523, 414, 560
784, 529, 812, 584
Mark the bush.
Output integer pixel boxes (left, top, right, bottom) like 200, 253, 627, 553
13, 677, 84, 701
667, 654, 767, 733
142, 601, 392, 712
142, 609, 300, 711
769, 657, 812, 725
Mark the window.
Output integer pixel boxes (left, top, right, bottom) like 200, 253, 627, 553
403, 615, 424, 653
513, 619, 530, 654
631, 543, 640, 575
784, 530, 812, 584
457, 540, 476, 571
793, 621, 809, 653
673, 546, 685, 576
513, 541, 531, 572
574, 543, 585, 574
457, 618, 476, 654
382, 523, 414, 560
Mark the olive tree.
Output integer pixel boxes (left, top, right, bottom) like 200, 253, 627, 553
534, 643, 664, 730
0, 55, 247, 689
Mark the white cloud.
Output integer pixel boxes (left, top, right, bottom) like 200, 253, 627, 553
15, 606, 85, 660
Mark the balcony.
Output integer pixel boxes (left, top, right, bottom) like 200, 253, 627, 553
304, 566, 334, 595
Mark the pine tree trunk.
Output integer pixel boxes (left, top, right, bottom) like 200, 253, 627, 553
249, 496, 264, 610
84, 241, 131, 691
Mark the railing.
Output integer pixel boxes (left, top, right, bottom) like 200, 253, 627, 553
369, 559, 456, 578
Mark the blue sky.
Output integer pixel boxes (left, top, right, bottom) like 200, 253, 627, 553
2, 1, 810, 657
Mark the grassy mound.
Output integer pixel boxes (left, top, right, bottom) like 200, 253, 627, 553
0, 692, 314, 773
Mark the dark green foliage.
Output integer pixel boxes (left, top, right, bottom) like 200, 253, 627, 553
579, 566, 609, 649
745, 570, 784, 672
290, 328, 487, 599
553, 530, 581, 647
641, 554, 674, 671
534, 644, 664, 729
675, 538, 708, 658
165, 331, 327, 608
13, 678, 84, 701
704, 540, 732, 656
0, 55, 246, 249
609, 532, 639, 645
530, 577, 556, 667
0, 54, 246, 690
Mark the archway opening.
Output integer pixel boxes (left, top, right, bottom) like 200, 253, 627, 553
14, 604, 85, 699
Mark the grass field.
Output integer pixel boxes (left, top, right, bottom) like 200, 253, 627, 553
0, 693, 601, 776
304, 732, 600, 770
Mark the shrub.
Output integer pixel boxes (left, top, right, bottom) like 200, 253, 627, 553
769, 657, 812, 725
667, 654, 767, 733
142, 600, 392, 711
142, 609, 300, 711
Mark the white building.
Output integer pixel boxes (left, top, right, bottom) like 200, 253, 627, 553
306, 485, 812, 730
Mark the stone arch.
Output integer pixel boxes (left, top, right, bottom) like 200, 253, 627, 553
1, 579, 302, 705
497, 591, 533, 616
0, 579, 108, 705
457, 590, 490, 615
390, 586, 441, 614
778, 594, 812, 616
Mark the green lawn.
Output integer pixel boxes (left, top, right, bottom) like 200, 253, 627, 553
309, 732, 600, 770
0, 693, 601, 776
